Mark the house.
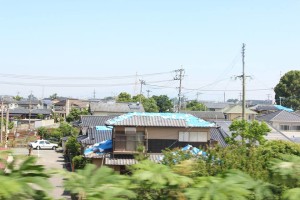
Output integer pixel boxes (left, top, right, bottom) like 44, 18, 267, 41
9, 108, 52, 119
249, 104, 294, 115
256, 110, 300, 138
246, 100, 273, 107
53, 99, 89, 119
182, 111, 225, 122
90, 102, 144, 116
106, 112, 216, 154
222, 105, 257, 120
202, 102, 233, 112
17, 99, 42, 109
78, 126, 112, 147
79, 115, 118, 135
215, 120, 291, 142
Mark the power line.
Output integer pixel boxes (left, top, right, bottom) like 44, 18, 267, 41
0, 71, 175, 81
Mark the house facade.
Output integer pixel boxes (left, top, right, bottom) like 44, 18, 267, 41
90, 102, 144, 116
222, 105, 257, 120
106, 113, 215, 154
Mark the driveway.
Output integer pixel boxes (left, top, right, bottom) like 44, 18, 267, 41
13, 148, 71, 200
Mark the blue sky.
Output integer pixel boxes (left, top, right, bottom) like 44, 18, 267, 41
0, 0, 299, 102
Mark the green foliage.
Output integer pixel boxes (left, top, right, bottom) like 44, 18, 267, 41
185, 170, 273, 200
0, 151, 52, 199
117, 92, 132, 102
66, 108, 89, 123
49, 93, 58, 100
37, 127, 50, 139
13, 95, 22, 101
129, 160, 192, 199
58, 122, 79, 137
186, 100, 207, 111
142, 97, 159, 112
152, 95, 173, 112
72, 155, 91, 170
63, 164, 135, 200
65, 136, 81, 156
274, 70, 300, 110
36, 114, 44, 119
0, 118, 14, 130
227, 120, 271, 146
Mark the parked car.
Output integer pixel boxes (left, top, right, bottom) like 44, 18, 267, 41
30, 140, 58, 150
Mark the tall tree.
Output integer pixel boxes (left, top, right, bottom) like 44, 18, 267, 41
274, 70, 300, 110
49, 93, 58, 100
152, 95, 173, 112
117, 92, 132, 102
132, 94, 159, 112
186, 100, 207, 111
226, 120, 271, 146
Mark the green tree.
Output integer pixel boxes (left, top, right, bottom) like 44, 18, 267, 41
129, 160, 192, 199
226, 120, 271, 146
152, 95, 173, 112
117, 92, 132, 102
58, 122, 79, 137
0, 151, 52, 199
132, 95, 159, 112
65, 136, 81, 156
186, 100, 207, 111
274, 70, 300, 110
49, 93, 58, 100
63, 164, 135, 200
66, 108, 89, 123
185, 170, 273, 200
0, 118, 14, 130
37, 127, 50, 139
13, 95, 22, 101
36, 114, 44, 119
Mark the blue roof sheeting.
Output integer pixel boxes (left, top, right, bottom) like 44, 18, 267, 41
274, 105, 294, 112
106, 112, 215, 127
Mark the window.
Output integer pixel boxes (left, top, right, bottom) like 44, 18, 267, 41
280, 125, 290, 131
45, 141, 50, 144
125, 127, 136, 135
39, 141, 45, 144
291, 126, 300, 131
179, 132, 207, 142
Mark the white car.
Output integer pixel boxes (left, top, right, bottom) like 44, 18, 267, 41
30, 140, 58, 150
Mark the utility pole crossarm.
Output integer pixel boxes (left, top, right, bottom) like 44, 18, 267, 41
174, 68, 185, 112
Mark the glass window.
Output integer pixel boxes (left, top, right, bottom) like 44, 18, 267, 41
45, 141, 50, 144
280, 125, 290, 131
39, 141, 45, 144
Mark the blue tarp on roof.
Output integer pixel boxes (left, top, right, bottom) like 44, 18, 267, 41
84, 140, 112, 156
106, 112, 215, 127
96, 126, 112, 131
274, 105, 294, 112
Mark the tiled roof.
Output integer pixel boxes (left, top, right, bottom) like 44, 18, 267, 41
203, 102, 232, 109
182, 111, 225, 120
9, 108, 52, 115
106, 113, 215, 128
222, 105, 257, 114
105, 154, 163, 165
79, 127, 112, 145
80, 115, 118, 127
257, 110, 300, 122
210, 128, 229, 147
90, 102, 145, 113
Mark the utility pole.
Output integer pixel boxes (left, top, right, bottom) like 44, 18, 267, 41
235, 44, 248, 120
93, 89, 96, 99
5, 109, 9, 148
242, 43, 246, 120
29, 91, 32, 131
196, 92, 202, 101
1, 98, 4, 144
224, 92, 226, 103
279, 97, 284, 106
146, 90, 151, 98
139, 79, 146, 103
174, 68, 185, 112
267, 94, 271, 101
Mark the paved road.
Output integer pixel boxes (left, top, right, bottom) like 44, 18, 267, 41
13, 148, 71, 200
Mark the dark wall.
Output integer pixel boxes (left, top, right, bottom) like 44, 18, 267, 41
147, 139, 208, 153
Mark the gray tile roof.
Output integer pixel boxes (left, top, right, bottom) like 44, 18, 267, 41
182, 111, 225, 120
80, 115, 118, 127
210, 128, 229, 147
203, 102, 233, 109
78, 128, 112, 145
257, 110, 300, 122
106, 113, 215, 128
9, 108, 52, 115
105, 154, 163, 165
90, 102, 145, 113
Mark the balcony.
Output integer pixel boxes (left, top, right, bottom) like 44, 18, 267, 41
113, 133, 146, 154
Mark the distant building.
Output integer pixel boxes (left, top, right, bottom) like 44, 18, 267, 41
90, 102, 144, 116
